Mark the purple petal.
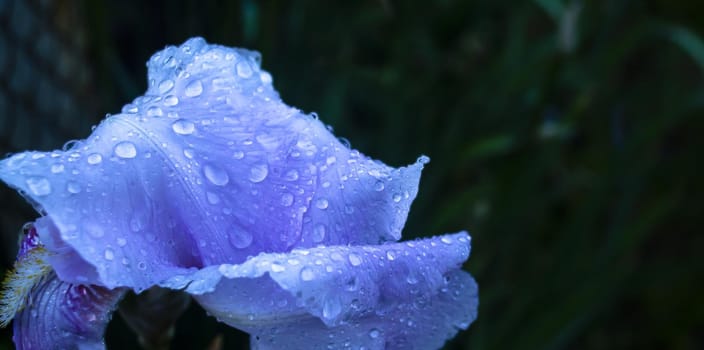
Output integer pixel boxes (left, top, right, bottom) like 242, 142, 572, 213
12, 272, 125, 350
0, 38, 423, 291
161, 233, 476, 349
249, 271, 476, 350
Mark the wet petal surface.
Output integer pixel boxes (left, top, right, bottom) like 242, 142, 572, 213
12, 272, 125, 350
160, 233, 476, 349
0, 38, 423, 290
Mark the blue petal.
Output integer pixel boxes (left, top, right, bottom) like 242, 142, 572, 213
160, 233, 476, 349
0, 38, 423, 291
12, 272, 124, 350
249, 271, 477, 350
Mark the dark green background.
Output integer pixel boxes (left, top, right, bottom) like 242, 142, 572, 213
0, 0, 702, 349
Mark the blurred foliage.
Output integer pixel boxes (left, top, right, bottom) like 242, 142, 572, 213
1, 0, 703, 349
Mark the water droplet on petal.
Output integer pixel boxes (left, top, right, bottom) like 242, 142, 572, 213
87, 153, 102, 164
129, 215, 145, 232
158, 79, 174, 94
66, 181, 82, 194
185, 80, 203, 97
348, 253, 362, 266
315, 198, 329, 210
172, 119, 195, 135
312, 224, 326, 243
386, 250, 396, 260
249, 163, 268, 183
369, 328, 381, 339
322, 299, 342, 319
183, 148, 195, 159
25, 176, 51, 196
392, 194, 402, 203
203, 163, 229, 186
114, 141, 137, 159
270, 263, 285, 273
232, 150, 244, 159
117, 237, 127, 247
50, 164, 65, 173
104, 249, 114, 261
146, 106, 163, 117
236, 61, 253, 78
229, 229, 253, 249
441, 236, 453, 244
416, 155, 430, 164
260, 72, 272, 84
280, 192, 294, 207
284, 169, 299, 181
164, 95, 179, 106
206, 191, 221, 204
300, 267, 315, 281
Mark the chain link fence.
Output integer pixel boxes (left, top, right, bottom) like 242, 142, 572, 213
0, 0, 98, 266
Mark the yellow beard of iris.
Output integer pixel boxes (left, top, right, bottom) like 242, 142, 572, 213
0, 246, 53, 327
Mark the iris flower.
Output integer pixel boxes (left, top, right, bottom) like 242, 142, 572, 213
0, 38, 477, 349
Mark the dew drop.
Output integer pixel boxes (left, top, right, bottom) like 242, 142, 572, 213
129, 216, 145, 232
172, 119, 195, 135
416, 155, 430, 164
280, 192, 294, 207
232, 150, 244, 159
441, 236, 453, 245
315, 198, 329, 210
270, 263, 286, 273
158, 79, 174, 94
117, 237, 127, 247
284, 169, 299, 181
185, 80, 204, 97
249, 163, 269, 183
260, 72, 272, 84
137, 261, 147, 270
392, 194, 402, 203
203, 163, 229, 186
322, 299, 342, 319
206, 191, 221, 205
163, 95, 179, 106
66, 181, 82, 194
114, 141, 137, 159
183, 148, 195, 159
50, 164, 65, 173
300, 267, 315, 281
369, 329, 381, 339
374, 181, 385, 192
87, 153, 102, 164
386, 250, 396, 260
146, 106, 163, 117
236, 61, 253, 78
104, 249, 114, 261
229, 229, 253, 249
25, 176, 51, 196
348, 253, 362, 266
312, 224, 326, 243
